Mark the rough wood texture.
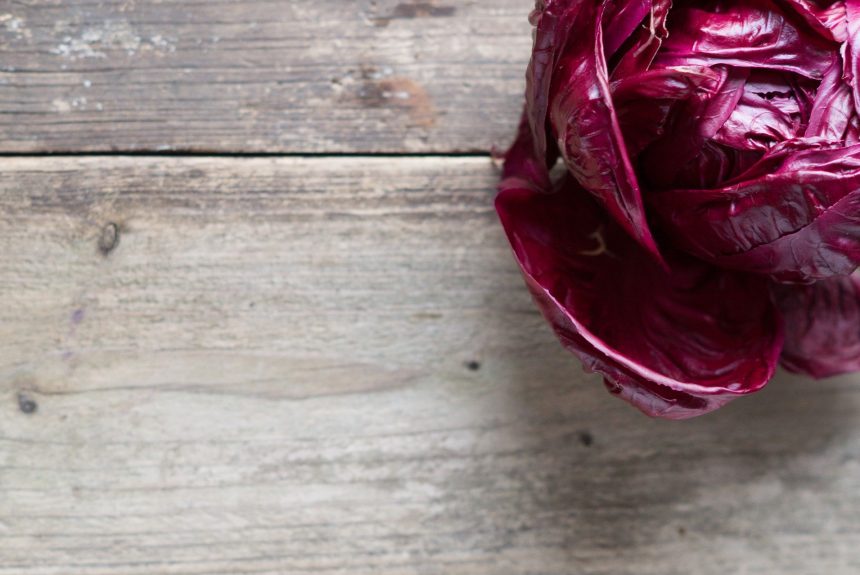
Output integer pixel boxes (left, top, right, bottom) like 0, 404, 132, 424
0, 1, 531, 153
1, 157, 859, 574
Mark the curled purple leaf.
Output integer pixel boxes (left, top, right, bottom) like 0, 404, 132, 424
497, 129, 784, 419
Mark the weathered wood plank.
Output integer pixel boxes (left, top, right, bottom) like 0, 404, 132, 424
0, 157, 859, 574
0, 1, 531, 153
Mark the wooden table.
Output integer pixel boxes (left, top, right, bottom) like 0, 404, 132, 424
1, 2, 858, 573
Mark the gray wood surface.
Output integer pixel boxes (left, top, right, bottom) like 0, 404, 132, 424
1, 157, 859, 574
0, 0, 531, 153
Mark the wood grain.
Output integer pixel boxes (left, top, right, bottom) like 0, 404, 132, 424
0, 157, 859, 574
0, 0, 531, 153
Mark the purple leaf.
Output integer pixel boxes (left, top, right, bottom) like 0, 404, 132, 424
776, 274, 860, 377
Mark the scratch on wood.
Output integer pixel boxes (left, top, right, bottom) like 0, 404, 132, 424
373, 2, 457, 27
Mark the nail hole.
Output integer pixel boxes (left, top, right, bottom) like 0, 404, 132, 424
464, 360, 481, 371
17, 392, 37, 415
578, 430, 594, 447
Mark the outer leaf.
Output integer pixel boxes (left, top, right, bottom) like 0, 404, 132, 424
651, 140, 860, 281
524, 0, 582, 162
844, 1, 860, 121
611, 0, 672, 78
496, 129, 784, 419
775, 274, 860, 377
538, 0, 664, 261
804, 56, 857, 141
777, 0, 847, 42
603, 0, 653, 57
655, 0, 837, 79
715, 186, 860, 280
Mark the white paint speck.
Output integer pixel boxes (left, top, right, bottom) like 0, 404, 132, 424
50, 20, 155, 60
0, 14, 30, 39
148, 34, 177, 53
52, 33, 107, 59
382, 91, 411, 100
51, 99, 72, 113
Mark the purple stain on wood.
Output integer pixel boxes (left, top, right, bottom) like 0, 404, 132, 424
71, 308, 85, 325
372, 2, 456, 27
